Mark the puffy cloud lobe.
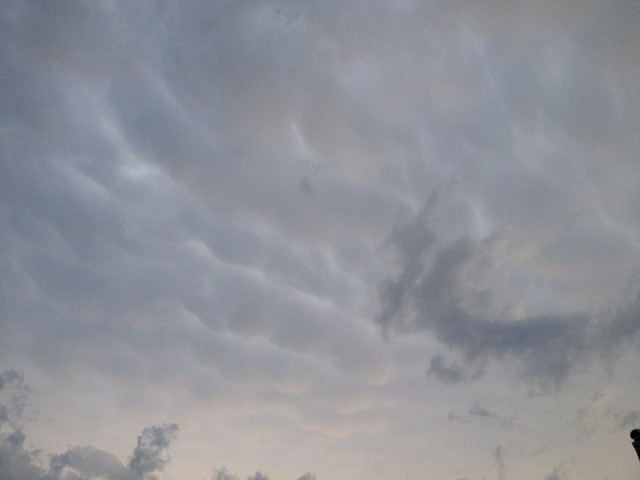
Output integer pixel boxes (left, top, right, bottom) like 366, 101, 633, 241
0, 371, 47, 480
0, 371, 25, 428
50, 447, 136, 480
427, 354, 475, 385
209, 469, 316, 480
127, 424, 179, 479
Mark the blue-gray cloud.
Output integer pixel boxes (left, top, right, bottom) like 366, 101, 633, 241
377, 188, 640, 390
1, 1, 639, 479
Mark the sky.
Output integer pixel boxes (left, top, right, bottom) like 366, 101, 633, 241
1, 1, 640, 479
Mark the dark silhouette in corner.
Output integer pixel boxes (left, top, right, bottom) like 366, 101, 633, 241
631, 429, 640, 462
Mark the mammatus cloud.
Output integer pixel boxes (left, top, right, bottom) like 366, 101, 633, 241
0, 371, 318, 480
1, 1, 640, 479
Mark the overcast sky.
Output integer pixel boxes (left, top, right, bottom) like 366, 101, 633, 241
1, 1, 640, 479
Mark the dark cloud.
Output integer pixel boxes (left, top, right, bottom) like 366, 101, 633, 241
0, 371, 49, 480
0, 370, 28, 433
377, 194, 601, 389
210, 468, 240, 480
376, 175, 640, 391
128, 424, 179, 479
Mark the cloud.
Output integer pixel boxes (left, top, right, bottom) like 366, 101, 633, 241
428, 354, 467, 384
377, 184, 640, 390
1, 1, 639, 479
447, 401, 514, 427
210, 468, 272, 480
50, 447, 136, 480
0, 371, 47, 480
209, 469, 316, 480
295, 475, 317, 480
0, 370, 28, 431
210, 468, 241, 480
618, 411, 640, 430
469, 403, 514, 427
128, 424, 179, 479
0, 371, 317, 480
210, 468, 274, 480
0, 370, 178, 480
494, 445, 506, 480
544, 467, 565, 480
1, 0, 393, 426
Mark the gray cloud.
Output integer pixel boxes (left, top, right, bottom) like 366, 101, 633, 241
0, 371, 49, 480
210, 468, 241, 480
50, 447, 137, 480
428, 354, 466, 385
1, 1, 639, 479
377, 175, 640, 390
377, 194, 598, 389
210, 468, 273, 480
209, 469, 316, 480
494, 445, 506, 480
128, 424, 179, 479
618, 411, 640, 430
0, 371, 178, 480
0, 372, 315, 480
469, 403, 514, 427
1, 0, 391, 414
448, 401, 514, 428
544, 468, 565, 480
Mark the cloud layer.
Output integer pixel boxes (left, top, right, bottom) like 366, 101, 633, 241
1, 1, 639, 479
0, 371, 315, 480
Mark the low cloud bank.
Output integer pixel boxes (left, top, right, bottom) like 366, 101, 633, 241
0, 370, 315, 480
